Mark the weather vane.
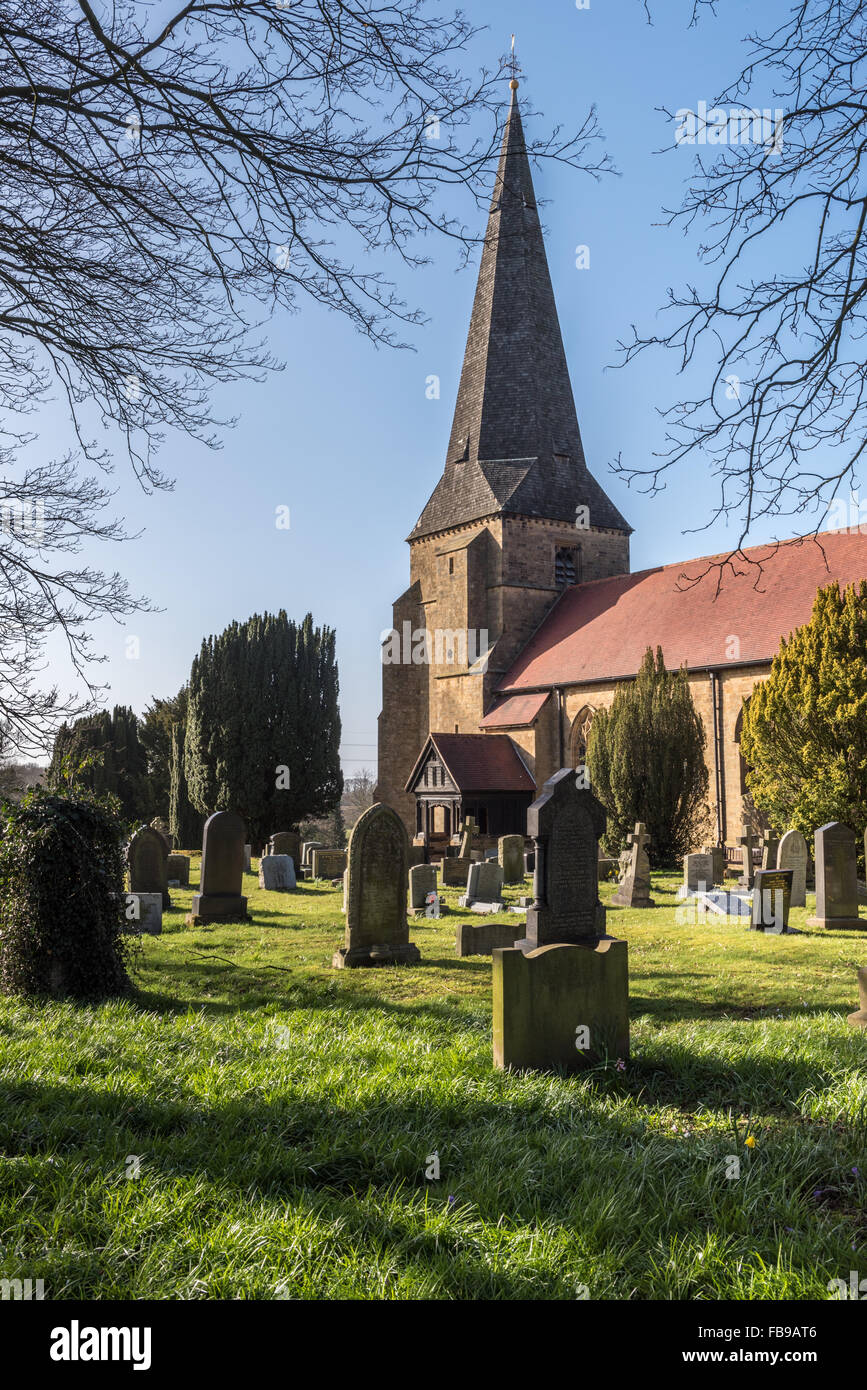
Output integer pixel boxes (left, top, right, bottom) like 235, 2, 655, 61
509, 34, 520, 90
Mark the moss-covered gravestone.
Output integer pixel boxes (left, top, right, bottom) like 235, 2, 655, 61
495, 769, 629, 1072
187, 811, 250, 925
332, 803, 420, 968
128, 826, 171, 909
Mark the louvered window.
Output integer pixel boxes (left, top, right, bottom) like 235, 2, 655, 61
555, 547, 579, 587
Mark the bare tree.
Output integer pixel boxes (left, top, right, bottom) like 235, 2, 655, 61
615, 0, 867, 585
0, 2, 611, 751
342, 768, 376, 829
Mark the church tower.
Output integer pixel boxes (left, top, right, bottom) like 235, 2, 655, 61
377, 76, 631, 833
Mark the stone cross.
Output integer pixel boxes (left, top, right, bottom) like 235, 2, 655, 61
459, 816, 478, 858
611, 821, 654, 909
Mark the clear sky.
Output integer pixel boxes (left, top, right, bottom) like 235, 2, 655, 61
39, 0, 807, 776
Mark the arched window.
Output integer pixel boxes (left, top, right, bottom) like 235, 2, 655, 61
570, 705, 597, 767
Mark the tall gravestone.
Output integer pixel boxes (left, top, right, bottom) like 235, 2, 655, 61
128, 827, 171, 909
807, 822, 862, 929
332, 803, 421, 968
498, 834, 524, 885
409, 863, 437, 914
760, 832, 779, 872
494, 769, 628, 1072
187, 811, 250, 924
738, 823, 756, 889
702, 844, 725, 885
777, 829, 807, 908
611, 822, 654, 908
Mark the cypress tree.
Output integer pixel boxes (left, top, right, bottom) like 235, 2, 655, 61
184, 610, 342, 846
169, 720, 202, 850
47, 707, 150, 825
741, 580, 867, 852
586, 647, 710, 866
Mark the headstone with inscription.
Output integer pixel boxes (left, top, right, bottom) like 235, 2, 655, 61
498, 834, 525, 885
702, 844, 725, 885
128, 827, 171, 909
494, 770, 628, 1073
409, 863, 438, 914
259, 854, 296, 891
166, 853, 190, 888
681, 852, 714, 896
311, 848, 347, 880
187, 811, 249, 924
461, 861, 504, 911
750, 868, 793, 933
332, 803, 421, 968
440, 856, 472, 887
777, 829, 807, 908
612, 822, 654, 908
807, 823, 863, 929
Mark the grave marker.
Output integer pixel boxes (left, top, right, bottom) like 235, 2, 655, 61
777, 829, 807, 908
128, 827, 171, 909
612, 822, 654, 908
807, 822, 863, 929
332, 803, 421, 968
498, 835, 524, 885
187, 811, 250, 924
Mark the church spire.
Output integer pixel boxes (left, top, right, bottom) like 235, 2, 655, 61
410, 71, 629, 541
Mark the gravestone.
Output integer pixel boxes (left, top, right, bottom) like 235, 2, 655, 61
243, 844, 252, 873
461, 861, 504, 910
269, 831, 301, 867
301, 841, 324, 869
150, 818, 173, 852
611, 822, 654, 908
750, 868, 793, 933
498, 835, 524, 885
524, 850, 535, 876
409, 863, 437, 914
259, 854, 296, 891
187, 811, 249, 924
495, 769, 628, 1072
807, 822, 863, 929
458, 816, 477, 858
311, 849, 346, 880
128, 827, 171, 909
166, 853, 190, 888
702, 844, 725, 885
681, 852, 714, 895
440, 856, 472, 887
125, 891, 162, 936
847, 968, 867, 1029
332, 803, 421, 968
456, 920, 523, 957
760, 832, 779, 872
777, 829, 808, 908
738, 824, 756, 889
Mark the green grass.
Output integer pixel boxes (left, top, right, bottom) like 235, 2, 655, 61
1, 863, 866, 1299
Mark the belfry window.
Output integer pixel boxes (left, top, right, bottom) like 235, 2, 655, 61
555, 547, 580, 588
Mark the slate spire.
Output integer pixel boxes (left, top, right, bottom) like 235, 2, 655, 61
410, 83, 629, 540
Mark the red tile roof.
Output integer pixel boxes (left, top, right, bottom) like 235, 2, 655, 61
479, 691, 551, 728
498, 530, 867, 691
405, 733, 536, 793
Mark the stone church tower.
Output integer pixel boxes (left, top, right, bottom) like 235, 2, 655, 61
377, 80, 631, 833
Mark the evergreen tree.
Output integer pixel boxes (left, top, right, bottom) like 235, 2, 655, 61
184, 611, 342, 847
586, 647, 710, 866
741, 580, 867, 852
47, 706, 151, 825
140, 688, 188, 819
169, 720, 202, 850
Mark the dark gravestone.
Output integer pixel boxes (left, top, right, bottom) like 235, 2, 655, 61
807, 822, 863, 930
166, 853, 190, 887
332, 803, 421, 968
750, 868, 793, 933
495, 769, 629, 1073
759, 832, 779, 872
270, 831, 300, 868
519, 770, 607, 950
440, 856, 472, 887
188, 811, 249, 924
128, 827, 171, 909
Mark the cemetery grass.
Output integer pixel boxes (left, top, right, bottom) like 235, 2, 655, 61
1, 866, 866, 1300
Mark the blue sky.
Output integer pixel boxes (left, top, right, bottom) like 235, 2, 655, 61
39, 0, 807, 775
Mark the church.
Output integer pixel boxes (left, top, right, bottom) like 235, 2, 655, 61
376, 77, 867, 856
